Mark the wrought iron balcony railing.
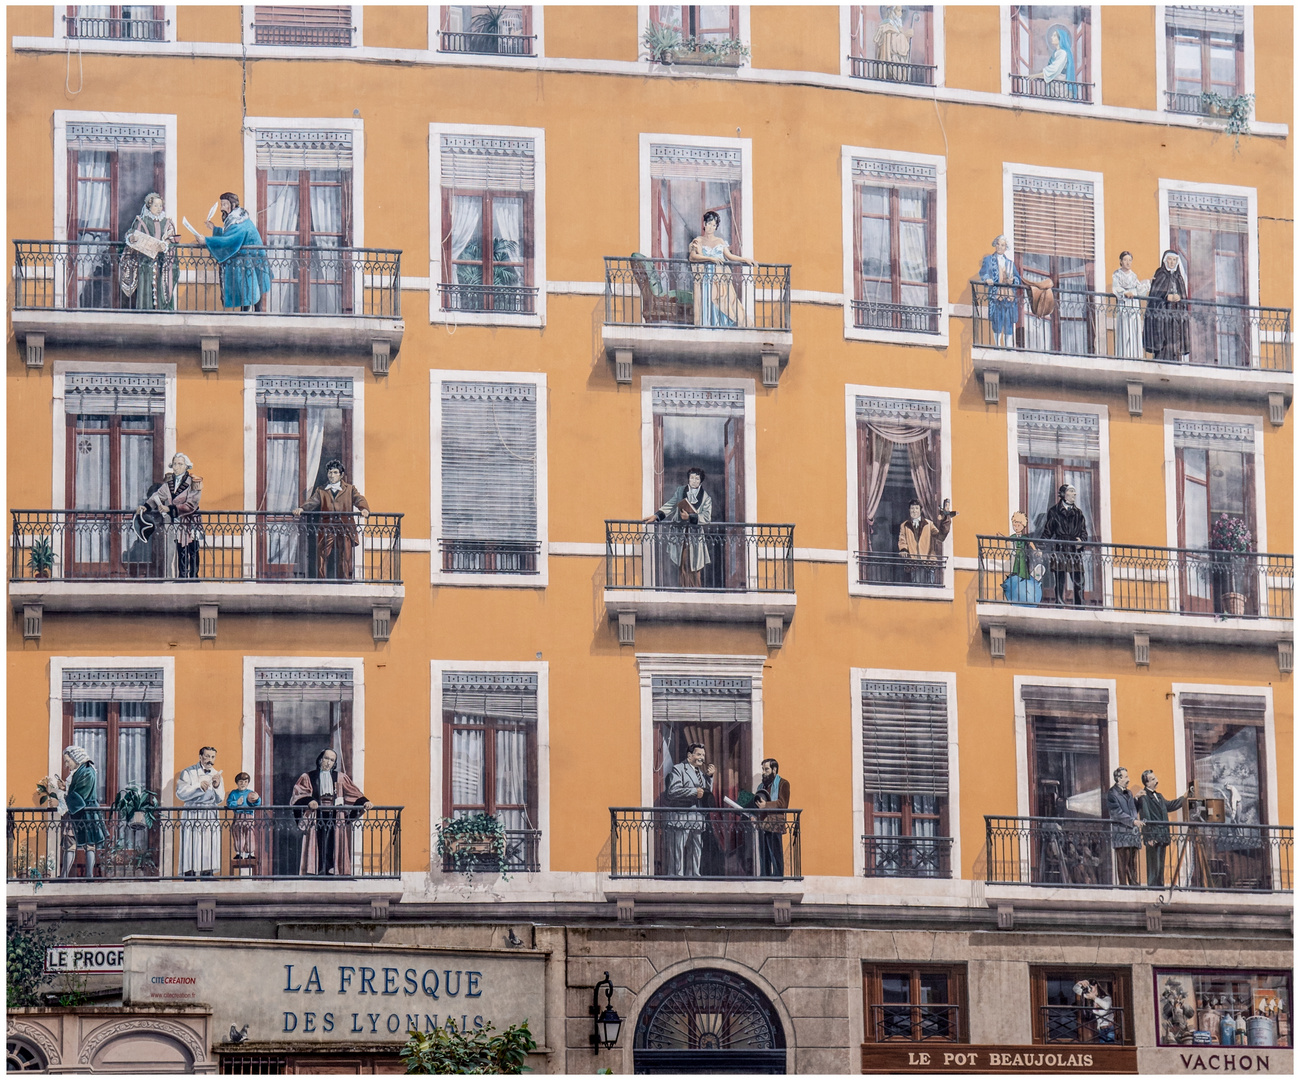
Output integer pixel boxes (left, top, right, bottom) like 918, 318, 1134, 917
12, 510, 402, 585
253, 22, 354, 47
856, 552, 947, 588
64, 13, 166, 40
441, 829, 541, 874
438, 30, 536, 55
1010, 74, 1094, 102
1166, 89, 1213, 114
863, 835, 952, 878
440, 538, 540, 575
976, 535, 1293, 620
984, 816, 1293, 892
13, 241, 401, 318
849, 56, 937, 85
609, 807, 802, 880
8, 806, 401, 882
970, 280, 1291, 372
438, 281, 537, 314
605, 520, 794, 593
868, 1003, 962, 1043
852, 299, 942, 334
604, 257, 791, 331
1041, 1004, 1127, 1045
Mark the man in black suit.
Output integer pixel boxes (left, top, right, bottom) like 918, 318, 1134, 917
1137, 769, 1192, 886
1041, 483, 1089, 605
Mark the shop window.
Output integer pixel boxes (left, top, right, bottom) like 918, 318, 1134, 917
851, 160, 939, 333
1009, 5, 1093, 101
649, 143, 743, 259
439, 6, 534, 54
1154, 969, 1290, 1048
863, 964, 967, 1043
1031, 967, 1133, 1044
252, 5, 354, 47
848, 5, 936, 84
1011, 174, 1097, 353
1167, 191, 1250, 366
1165, 7, 1244, 113
64, 5, 166, 41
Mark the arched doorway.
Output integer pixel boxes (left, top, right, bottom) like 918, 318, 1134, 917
633, 967, 787, 1074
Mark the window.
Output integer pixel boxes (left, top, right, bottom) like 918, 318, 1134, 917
1009, 5, 1093, 101
861, 680, 950, 878
442, 671, 539, 871
64, 5, 166, 41
64, 372, 165, 575
255, 129, 354, 316
436, 133, 536, 315
1167, 191, 1250, 366
650, 6, 741, 62
252, 5, 354, 47
438, 379, 541, 575
851, 160, 938, 334
1012, 174, 1096, 354
439, 6, 534, 54
1031, 968, 1133, 1045
863, 964, 967, 1043
855, 396, 946, 586
1154, 970, 1291, 1048
848, 5, 935, 84
1165, 6, 1244, 114
649, 142, 743, 259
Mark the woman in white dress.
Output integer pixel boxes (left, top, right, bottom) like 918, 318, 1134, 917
1112, 251, 1148, 359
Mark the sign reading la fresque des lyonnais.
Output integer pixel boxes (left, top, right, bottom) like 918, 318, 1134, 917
123, 936, 547, 1046
861, 1045, 1139, 1074
45, 946, 125, 974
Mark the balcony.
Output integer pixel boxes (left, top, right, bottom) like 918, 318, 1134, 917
440, 830, 541, 875
438, 281, 537, 315
603, 520, 796, 645
970, 280, 1292, 406
64, 13, 166, 40
609, 807, 802, 880
848, 56, 936, 86
1009, 74, 1094, 103
438, 29, 536, 55
862, 835, 953, 879
10, 510, 404, 638
12, 241, 403, 364
851, 299, 942, 335
985, 816, 1293, 893
856, 552, 947, 589
602, 257, 793, 386
251, 18, 354, 48
867, 1004, 962, 1043
7, 806, 401, 882
976, 535, 1292, 653
1041, 1005, 1128, 1046
439, 539, 540, 575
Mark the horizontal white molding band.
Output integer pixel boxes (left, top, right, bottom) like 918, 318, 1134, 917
792, 290, 843, 306
547, 281, 605, 296
12, 38, 1287, 139
401, 277, 432, 291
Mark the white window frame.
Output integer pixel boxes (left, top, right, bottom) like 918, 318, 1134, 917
53, 110, 179, 244
1157, 178, 1260, 308
841, 145, 949, 345
429, 658, 551, 874
639, 132, 755, 261
54, 5, 178, 43
242, 116, 366, 248
1155, 6, 1255, 119
637, 5, 751, 67
1002, 161, 1106, 293
241, 4, 363, 53
851, 667, 961, 877
51, 360, 177, 510
844, 384, 953, 599
1161, 408, 1267, 554
1012, 675, 1119, 820
1004, 396, 1112, 544
640, 376, 758, 521
241, 365, 367, 518
635, 653, 767, 806
428, 122, 547, 328
1171, 682, 1278, 829
48, 656, 177, 803
427, 5, 544, 63
838, 4, 946, 86
240, 656, 367, 791
429, 369, 549, 588
999, 4, 1103, 105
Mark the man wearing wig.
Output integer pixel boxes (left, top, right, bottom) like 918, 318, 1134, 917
45, 745, 107, 878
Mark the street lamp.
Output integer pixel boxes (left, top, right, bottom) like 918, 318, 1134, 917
589, 971, 623, 1049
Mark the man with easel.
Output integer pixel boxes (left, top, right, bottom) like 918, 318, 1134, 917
1137, 769, 1195, 887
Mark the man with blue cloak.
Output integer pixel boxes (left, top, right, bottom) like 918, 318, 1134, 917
185, 192, 271, 310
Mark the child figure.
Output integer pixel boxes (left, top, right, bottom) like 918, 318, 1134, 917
225, 772, 261, 859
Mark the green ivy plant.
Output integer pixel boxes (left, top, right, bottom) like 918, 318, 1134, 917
400, 1018, 536, 1074
1200, 91, 1254, 148
7, 922, 61, 1007
435, 813, 509, 878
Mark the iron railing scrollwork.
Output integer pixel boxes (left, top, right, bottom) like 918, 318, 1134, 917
64, 14, 167, 40
438, 30, 536, 55
862, 835, 953, 878
605, 520, 794, 593
1041, 1004, 1126, 1045
603, 257, 791, 331
609, 807, 802, 880
852, 299, 942, 334
439, 539, 540, 575
849, 56, 937, 85
438, 282, 537, 314
1009, 74, 1094, 102
856, 552, 947, 588
868, 1003, 962, 1043
440, 829, 541, 874
253, 23, 354, 47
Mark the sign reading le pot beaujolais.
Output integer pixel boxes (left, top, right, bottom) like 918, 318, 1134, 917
45, 946, 125, 974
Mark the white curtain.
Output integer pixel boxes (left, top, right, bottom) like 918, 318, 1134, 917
74, 424, 111, 564
858, 191, 891, 303
265, 418, 300, 564
117, 703, 151, 791
450, 722, 485, 813
309, 170, 345, 313
450, 195, 484, 284
72, 705, 108, 804
898, 189, 929, 308
1025, 469, 1055, 535
120, 421, 155, 565
75, 151, 112, 235
494, 728, 529, 833
304, 408, 327, 493
266, 168, 301, 313
491, 197, 523, 286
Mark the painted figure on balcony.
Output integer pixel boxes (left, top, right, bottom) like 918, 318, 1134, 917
1106, 766, 1142, 887
753, 757, 790, 878
46, 745, 106, 878
136, 453, 203, 578
1036, 25, 1077, 98
291, 748, 372, 876
689, 210, 755, 328
120, 192, 176, 311
176, 746, 224, 878
184, 192, 271, 310
293, 459, 370, 580
978, 235, 1022, 347
646, 466, 713, 588
1041, 483, 1089, 606
873, 6, 915, 66
663, 743, 714, 877
897, 498, 953, 585
1000, 510, 1044, 604
225, 772, 261, 861
1111, 251, 1149, 359
1143, 250, 1190, 361
1137, 770, 1192, 887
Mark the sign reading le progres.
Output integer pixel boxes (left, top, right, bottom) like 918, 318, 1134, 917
45, 946, 125, 974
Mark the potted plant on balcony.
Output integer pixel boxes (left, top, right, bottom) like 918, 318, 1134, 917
1200, 92, 1254, 148
642, 24, 750, 68
436, 812, 509, 878
111, 783, 160, 829
1209, 513, 1253, 616
27, 535, 54, 579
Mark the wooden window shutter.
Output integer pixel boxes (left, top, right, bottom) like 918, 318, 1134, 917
1013, 175, 1095, 261
861, 680, 949, 796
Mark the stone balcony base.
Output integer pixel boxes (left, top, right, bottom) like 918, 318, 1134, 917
11, 579, 404, 617
602, 324, 792, 384
977, 600, 1290, 648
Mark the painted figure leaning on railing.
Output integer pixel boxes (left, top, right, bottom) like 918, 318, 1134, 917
183, 192, 271, 310
293, 459, 371, 579
134, 452, 203, 579
688, 210, 758, 327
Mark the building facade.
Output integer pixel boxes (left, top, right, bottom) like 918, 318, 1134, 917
6, 4, 1292, 1075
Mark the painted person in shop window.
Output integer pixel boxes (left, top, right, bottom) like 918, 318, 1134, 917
293, 459, 370, 580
